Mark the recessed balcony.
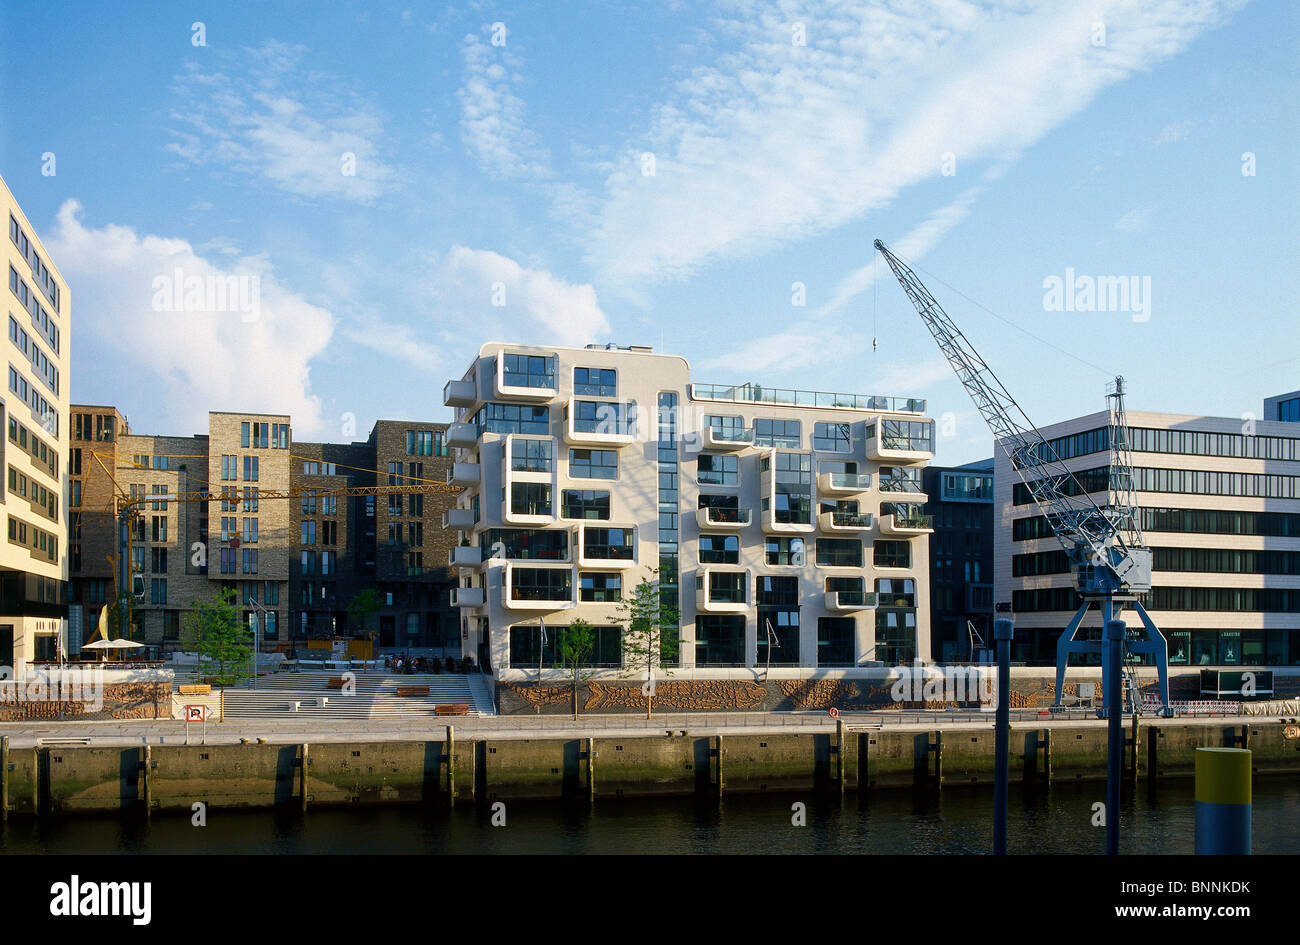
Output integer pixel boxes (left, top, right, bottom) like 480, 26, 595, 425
448, 462, 480, 487
503, 563, 576, 611
818, 510, 874, 533
702, 427, 755, 451
824, 590, 878, 612
695, 569, 750, 614
450, 586, 485, 609
443, 378, 477, 408
448, 546, 483, 569
443, 508, 476, 529
880, 511, 935, 536
696, 507, 751, 531
563, 399, 639, 447
447, 422, 479, 448
818, 472, 873, 495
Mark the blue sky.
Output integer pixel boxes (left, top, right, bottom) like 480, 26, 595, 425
1, 0, 1295, 463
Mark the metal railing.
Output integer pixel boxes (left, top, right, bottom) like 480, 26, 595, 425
692, 383, 925, 414
831, 512, 874, 528
828, 473, 872, 490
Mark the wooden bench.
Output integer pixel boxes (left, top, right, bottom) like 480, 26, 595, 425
327, 677, 349, 690
177, 684, 211, 696
395, 685, 430, 697
435, 703, 471, 716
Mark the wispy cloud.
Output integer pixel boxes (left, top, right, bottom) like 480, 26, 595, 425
457, 29, 551, 180
583, 0, 1246, 292
48, 200, 334, 435
166, 41, 397, 202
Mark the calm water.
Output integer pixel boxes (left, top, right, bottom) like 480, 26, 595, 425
2, 778, 1296, 855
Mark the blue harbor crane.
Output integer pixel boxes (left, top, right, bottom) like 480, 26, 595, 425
873, 239, 1172, 716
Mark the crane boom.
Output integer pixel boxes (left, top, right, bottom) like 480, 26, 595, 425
873, 239, 1170, 714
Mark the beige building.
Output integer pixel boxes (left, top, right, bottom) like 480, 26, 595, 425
443, 342, 935, 682
2, 174, 70, 676
995, 408, 1300, 667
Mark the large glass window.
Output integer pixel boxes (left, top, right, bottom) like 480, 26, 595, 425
573, 400, 637, 436
510, 482, 552, 517
583, 526, 633, 560
757, 609, 799, 664
569, 448, 618, 480
875, 577, 916, 607
561, 489, 611, 520
873, 540, 910, 569
580, 573, 622, 602
698, 453, 738, 485
510, 567, 571, 601
479, 528, 568, 561
511, 438, 553, 472
699, 534, 739, 564
816, 538, 862, 567
573, 367, 616, 397
754, 418, 801, 448
876, 419, 933, 452
875, 609, 917, 663
695, 615, 746, 665
813, 421, 851, 452
765, 536, 805, 566
511, 624, 623, 667
502, 353, 556, 389
769, 451, 812, 524
475, 403, 550, 435
818, 617, 855, 666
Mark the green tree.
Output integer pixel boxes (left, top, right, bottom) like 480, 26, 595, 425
347, 588, 382, 636
616, 570, 680, 719
180, 587, 252, 685
555, 619, 596, 720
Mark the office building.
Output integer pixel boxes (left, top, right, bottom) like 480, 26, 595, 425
995, 407, 1300, 666
923, 460, 993, 661
2, 175, 70, 675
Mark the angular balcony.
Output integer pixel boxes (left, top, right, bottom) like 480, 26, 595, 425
503, 563, 576, 612
448, 462, 481, 487
446, 422, 479, 448
818, 510, 874, 533
878, 468, 927, 501
450, 586, 485, 609
695, 506, 752, 531
563, 399, 639, 447
576, 524, 637, 569
443, 378, 477, 408
880, 510, 935, 536
448, 545, 483, 570
824, 590, 878, 613
818, 472, 872, 495
701, 426, 755, 451
695, 569, 750, 614
443, 507, 476, 529
866, 420, 934, 465
495, 350, 558, 401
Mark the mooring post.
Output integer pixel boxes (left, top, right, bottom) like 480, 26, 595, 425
835, 718, 846, 794
1104, 619, 1126, 856
993, 617, 1013, 855
142, 745, 152, 817
0, 735, 8, 822
299, 743, 309, 813
1194, 747, 1251, 855
446, 725, 455, 806
586, 736, 595, 803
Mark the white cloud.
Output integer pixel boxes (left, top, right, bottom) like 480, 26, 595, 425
422, 246, 610, 348
457, 31, 551, 180
48, 200, 334, 436
166, 41, 397, 202
583, 0, 1246, 291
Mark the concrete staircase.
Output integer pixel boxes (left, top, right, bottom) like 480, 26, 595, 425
176, 672, 495, 720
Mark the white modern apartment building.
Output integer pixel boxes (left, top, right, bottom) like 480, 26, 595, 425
1, 173, 70, 676
995, 406, 1300, 667
443, 342, 935, 683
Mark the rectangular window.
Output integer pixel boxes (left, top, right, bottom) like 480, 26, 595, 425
695, 615, 746, 665
754, 418, 801, 448
583, 526, 633, 560
772, 451, 812, 524
816, 538, 862, 567
562, 489, 611, 520
580, 572, 622, 602
242, 548, 258, 574
511, 438, 553, 472
572, 400, 637, 435
573, 366, 617, 397
697, 453, 738, 485
511, 482, 552, 517
502, 353, 556, 390
301, 520, 316, 545
698, 534, 739, 564
813, 421, 851, 452
818, 617, 855, 666
764, 536, 806, 566
569, 448, 618, 479
873, 540, 911, 569
243, 456, 259, 481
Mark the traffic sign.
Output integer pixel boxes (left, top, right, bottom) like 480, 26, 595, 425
185, 704, 207, 722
